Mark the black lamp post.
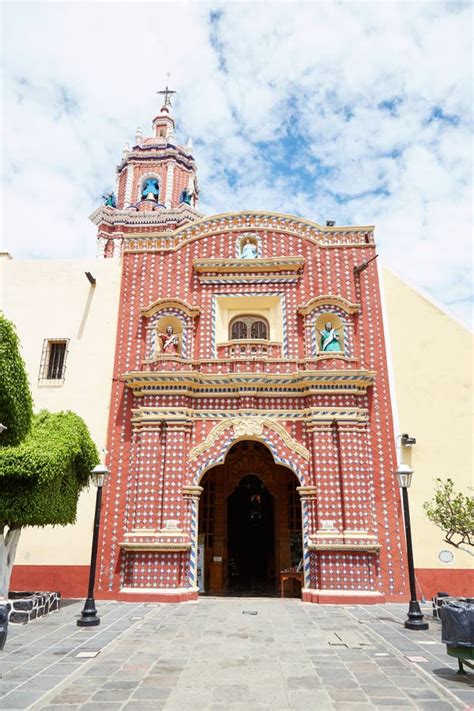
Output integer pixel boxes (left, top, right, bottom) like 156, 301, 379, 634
77, 464, 109, 627
395, 463, 429, 630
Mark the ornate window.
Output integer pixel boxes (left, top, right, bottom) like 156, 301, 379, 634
229, 315, 269, 340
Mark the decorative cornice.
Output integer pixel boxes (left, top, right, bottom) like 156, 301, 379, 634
305, 407, 368, 427
298, 295, 360, 316
188, 417, 310, 462
129, 407, 369, 424
93, 211, 375, 250
116, 143, 196, 174
194, 256, 304, 284
308, 543, 381, 552
194, 256, 305, 274
120, 527, 191, 552
123, 369, 376, 397
131, 408, 192, 429
182, 485, 204, 498
141, 298, 200, 319
120, 541, 192, 551
296, 486, 318, 499
89, 204, 203, 228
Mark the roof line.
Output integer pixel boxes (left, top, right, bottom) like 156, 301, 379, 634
382, 261, 473, 333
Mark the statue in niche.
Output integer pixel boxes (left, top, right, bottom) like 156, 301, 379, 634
319, 321, 341, 352
142, 178, 159, 201
180, 187, 192, 205
159, 325, 180, 355
103, 192, 116, 208
240, 238, 258, 259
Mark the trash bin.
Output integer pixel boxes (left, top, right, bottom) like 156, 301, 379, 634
440, 600, 474, 674
0, 604, 8, 651
433, 591, 450, 620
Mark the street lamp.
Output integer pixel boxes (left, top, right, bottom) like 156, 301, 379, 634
394, 463, 429, 630
77, 464, 109, 627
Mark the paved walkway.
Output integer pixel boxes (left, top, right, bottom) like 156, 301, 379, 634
0, 598, 472, 710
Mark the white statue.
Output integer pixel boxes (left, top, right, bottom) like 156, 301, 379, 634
241, 238, 257, 259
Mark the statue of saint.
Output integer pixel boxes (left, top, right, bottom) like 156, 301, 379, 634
159, 325, 179, 355
241, 238, 258, 259
320, 322, 341, 352
142, 178, 159, 201
103, 192, 116, 208
180, 188, 192, 205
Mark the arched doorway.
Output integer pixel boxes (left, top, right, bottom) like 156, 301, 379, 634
198, 440, 302, 596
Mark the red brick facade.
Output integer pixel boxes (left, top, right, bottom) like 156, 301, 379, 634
93, 105, 408, 604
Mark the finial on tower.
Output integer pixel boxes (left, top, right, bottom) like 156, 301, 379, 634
157, 85, 176, 110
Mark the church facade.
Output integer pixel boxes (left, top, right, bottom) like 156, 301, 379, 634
4, 97, 471, 603
91, 98, 408, 604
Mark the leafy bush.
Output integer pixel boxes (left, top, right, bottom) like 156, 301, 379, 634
0, 316, 33, 446
424, 478, 474, 553
0, 410, 98, 527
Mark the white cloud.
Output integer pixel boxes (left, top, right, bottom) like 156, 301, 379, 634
1, 1, 472, 327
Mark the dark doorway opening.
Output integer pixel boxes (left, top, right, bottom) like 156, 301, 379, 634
227, 474, 275, 594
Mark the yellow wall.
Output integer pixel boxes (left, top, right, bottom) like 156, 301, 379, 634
382, 266, 473, 571
0, 255, 121, 565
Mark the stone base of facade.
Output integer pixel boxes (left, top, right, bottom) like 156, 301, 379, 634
302, 588, 385, 605
11, 565, 473, 602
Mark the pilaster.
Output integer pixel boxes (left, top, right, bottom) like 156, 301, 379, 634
124, 165, 134, 207
165, 162, 175, 208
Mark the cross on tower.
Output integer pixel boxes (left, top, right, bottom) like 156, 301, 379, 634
157, 85, 176, 108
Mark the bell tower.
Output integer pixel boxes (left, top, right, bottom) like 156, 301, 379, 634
91, 88, 201, 258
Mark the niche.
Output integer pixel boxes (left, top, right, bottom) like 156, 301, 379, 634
315, 313, 344, 354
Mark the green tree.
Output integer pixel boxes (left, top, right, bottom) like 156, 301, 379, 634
424, 478, 474, 557
0, 315, 98, 600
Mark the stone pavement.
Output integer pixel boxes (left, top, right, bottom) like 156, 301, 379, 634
0, 598, 472, 710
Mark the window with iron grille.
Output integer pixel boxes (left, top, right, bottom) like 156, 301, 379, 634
229, 315, 269, 340
39, 339, 69, 382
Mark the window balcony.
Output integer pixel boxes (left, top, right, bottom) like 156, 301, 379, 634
216, 340, 282, 359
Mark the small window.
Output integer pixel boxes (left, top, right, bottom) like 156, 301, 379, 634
39, 339, 69, 382
229, 315, 269, 340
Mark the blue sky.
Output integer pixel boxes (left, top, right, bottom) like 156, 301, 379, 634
1, 1, 472, 327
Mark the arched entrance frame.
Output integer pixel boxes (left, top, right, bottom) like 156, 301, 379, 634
186, 418, 311, 592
